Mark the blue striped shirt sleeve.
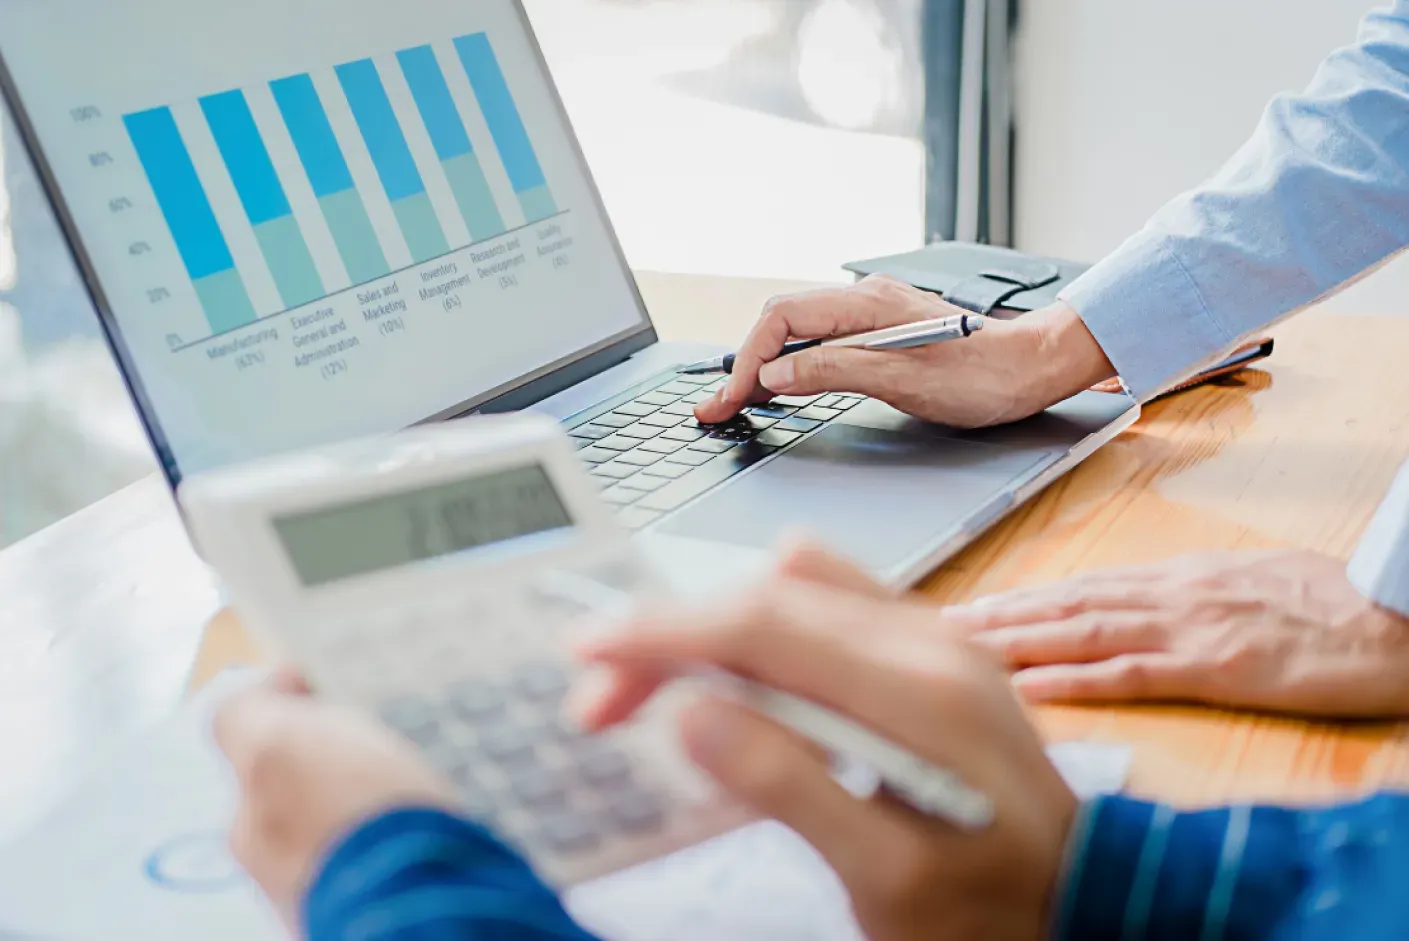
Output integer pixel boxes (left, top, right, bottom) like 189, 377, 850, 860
1054, 793, 1409, 941
305, 808, 600, 941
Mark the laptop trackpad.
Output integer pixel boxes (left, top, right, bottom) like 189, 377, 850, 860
655, 423, 1053, 573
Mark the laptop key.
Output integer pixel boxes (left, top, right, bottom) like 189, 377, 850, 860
591, 463, 639, 480
662, 449, 714, 467
577, 447, 619, 464
814, 394, 848, 409
592, 413, 638, 429
660, 401, 697, 417
657, 381, 700, 397
614, 450, 662, 467
570, 424, 614, 440
638, 461, 692, 480
616, 507, 663, 530
635, 451, 769, 513
756, 429, 802, 448
672, 374, 714, 386
637, 437, 687, 454
614, 401, 659, 418
637, 412, 684, 429
797, 405, 843, 422
771, 394, 823, 407
615, 424, 660, 440
682, 390, 714, 405
595, 435, 639, 451
661, 426, 707, 442
602, 487, 645, 506
636, 392, 679, 407
616, 474, 667, 493
775, 416, 822, 433
747, 404, 798, 420
688, 438, 737, 454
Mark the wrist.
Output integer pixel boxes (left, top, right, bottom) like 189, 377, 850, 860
1027, 302, 1117, 404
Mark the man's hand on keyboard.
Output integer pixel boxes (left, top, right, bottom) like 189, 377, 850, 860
694, 276, 1115, 429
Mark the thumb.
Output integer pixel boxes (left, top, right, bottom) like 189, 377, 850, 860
680, 696, 889, 878
758, 346, 901, 398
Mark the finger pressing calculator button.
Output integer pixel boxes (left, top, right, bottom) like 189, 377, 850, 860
447, 680, 505, 721
539, 815, 601, 855
510, 770, 569, 809
578, 746, 633, 790
480, 725, 538, 767
608, 792, 666, 835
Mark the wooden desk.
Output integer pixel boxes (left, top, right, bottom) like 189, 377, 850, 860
5, 272, 1406, 842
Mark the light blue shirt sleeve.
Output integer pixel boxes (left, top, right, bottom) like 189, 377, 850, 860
1057, 1, 1409, 618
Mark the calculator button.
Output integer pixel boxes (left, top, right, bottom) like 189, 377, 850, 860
635, 437, 686, 455
636, 392, 679, 407
613, 450, 662, 467
576, 447, 618, 464
590, 462, 638, 480
774, 416, 822, 434
539, 815, 601, 854
510, 770, 569, 809
607, 792, 666, 835
514, 663, 570, 702
578, 746, 633, 790
592, 413, 637, 429
447, 680, 505, 721
479, 729, 538, 768
380, 698, 440, 745
797, 405, 842, 422
613, 401, 658, 418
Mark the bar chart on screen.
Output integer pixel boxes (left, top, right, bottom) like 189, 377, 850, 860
118, 32, 563, 346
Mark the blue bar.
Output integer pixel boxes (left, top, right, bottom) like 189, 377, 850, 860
453, 33, 547, 194
270, 74, 356, 198
396, 45, 472, 161
335, 58, 427, 202
123, 107, 237, 281
199, 90, 292, 227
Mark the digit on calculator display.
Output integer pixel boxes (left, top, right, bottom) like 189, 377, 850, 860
273, 464, 575, 586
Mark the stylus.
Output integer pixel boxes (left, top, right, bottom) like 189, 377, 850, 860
536, 568, 996, 831
678, 314, 986, 376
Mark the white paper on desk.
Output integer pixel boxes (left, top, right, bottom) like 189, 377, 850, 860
0, 671, 282, 941
0, 678, 1130, 941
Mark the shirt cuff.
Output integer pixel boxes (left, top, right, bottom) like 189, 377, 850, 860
304, 807, 597, 941
1050, 795, 1303, 941
1348, 460, 1409, 619
1059, 229, 1236, 402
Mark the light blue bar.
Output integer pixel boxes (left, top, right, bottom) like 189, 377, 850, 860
253, 215, 324, 308
391, 192, 451, 262
270, 74, 356, 198
442, 152, 504, 239
516, 183, 557, 224
319, 189, 389, 285
453, 33, 548, 194
192, 268, 257, 334
396, 45, 473, 160
199, 90, 292, 227
123, 107, 237, 281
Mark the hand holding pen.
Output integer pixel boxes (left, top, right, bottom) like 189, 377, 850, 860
690, 276, 1113, 430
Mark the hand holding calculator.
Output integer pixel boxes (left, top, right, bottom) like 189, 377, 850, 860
181, 416, 991, 886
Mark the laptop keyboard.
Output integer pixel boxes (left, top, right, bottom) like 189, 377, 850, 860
563, 372, 865, 531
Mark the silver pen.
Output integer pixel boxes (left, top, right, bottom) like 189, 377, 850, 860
678, 314, 986, 376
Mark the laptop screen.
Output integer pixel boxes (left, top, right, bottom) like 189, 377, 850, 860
0, 0, 650, 480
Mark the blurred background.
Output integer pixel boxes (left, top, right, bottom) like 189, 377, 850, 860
0, 0, 1397, 546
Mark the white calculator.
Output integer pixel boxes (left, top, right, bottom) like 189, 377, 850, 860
180, 415, 753, 886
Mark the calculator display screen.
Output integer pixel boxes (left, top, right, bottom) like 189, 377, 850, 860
273, 464, 573, 586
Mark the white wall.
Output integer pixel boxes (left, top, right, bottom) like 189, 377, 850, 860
1013, 0, 1409, 315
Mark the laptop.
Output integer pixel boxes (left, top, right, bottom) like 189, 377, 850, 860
0, 0, 1137, 590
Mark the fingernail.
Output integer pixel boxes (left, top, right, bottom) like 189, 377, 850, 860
758, 358, 795, 390
682, 698, 745, 763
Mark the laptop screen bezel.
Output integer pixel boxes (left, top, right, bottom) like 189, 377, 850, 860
0, 0, 658, 487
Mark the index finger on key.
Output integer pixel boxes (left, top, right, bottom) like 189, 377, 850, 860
698, 283, 920, 422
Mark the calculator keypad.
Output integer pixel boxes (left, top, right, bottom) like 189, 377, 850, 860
316, 548, 733, 885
